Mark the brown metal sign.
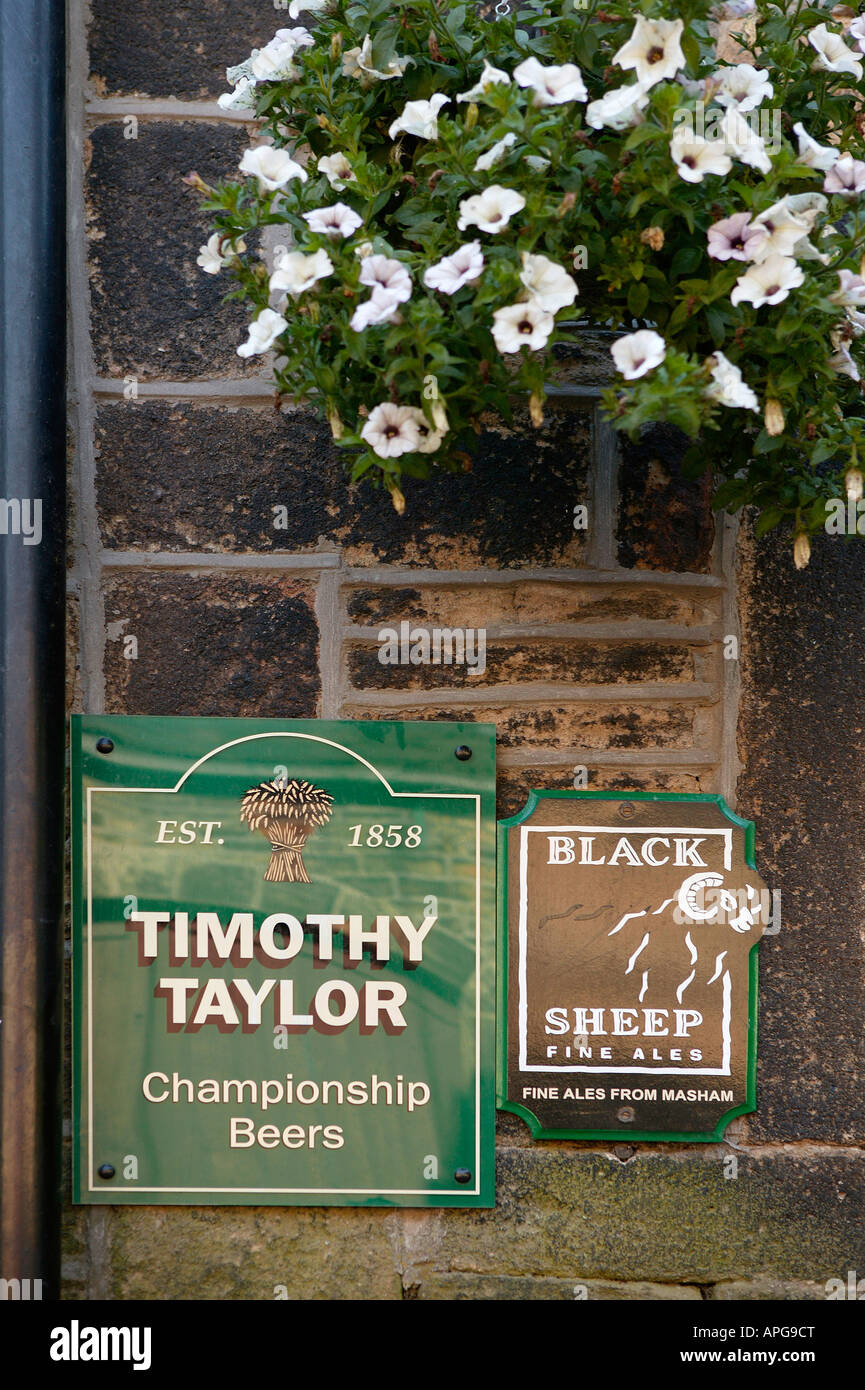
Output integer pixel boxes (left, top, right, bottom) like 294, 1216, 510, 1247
498, 793, 768, 1141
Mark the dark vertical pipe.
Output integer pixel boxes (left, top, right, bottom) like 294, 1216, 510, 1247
0, 0, 66, 1299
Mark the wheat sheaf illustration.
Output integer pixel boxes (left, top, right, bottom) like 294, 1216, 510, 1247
240, 778, 334, 884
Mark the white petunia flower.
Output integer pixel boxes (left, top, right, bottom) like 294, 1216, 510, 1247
361, 403, 421, 458
707, 212, 768, 262
585, 82, 650, 130
457, 185, 526, 233
343, 33, 409, 82
405, 407, 447, 454
350, 289, 403, 332
474, 132, 517, 171
705, 351, 759, 410
519, 252, 578, 313
720, 109, 772, 175
525, 154, 551, 171
237, 308, 288, 358
269, 247, 334, 296
611, 329, 666, 379
196, 232, 245, 275
751, 198, 812, 260
785, 193, 830, 263
388, 94, 449, 141
218, 75, 258, 110
824, 152, 865, 196
318, 153, 357, 190
513, 57, 588, 106
792, 121, 839, 172
302, 203, 364, 238
786, 191, 828, 221
829, 329, 860, 380
492, 301, 556, 353
424, 242, 485, 294
670, 129, 732, 182
359, 255, 412, 303
712, 64, 773, 110
249, 27, 313, 80
239, 145, 308, 190
829, 269, 865, 306
808, 23, 863, 78
850, 15, 865, 51
613, 17, 685, 88
730, 254, 804, 307
457, 59, 511, 102
289, 0, 327, 16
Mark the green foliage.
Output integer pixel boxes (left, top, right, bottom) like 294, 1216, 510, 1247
195, 0, 865, 539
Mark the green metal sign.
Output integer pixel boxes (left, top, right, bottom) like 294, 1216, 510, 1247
71, 716, 496, 1206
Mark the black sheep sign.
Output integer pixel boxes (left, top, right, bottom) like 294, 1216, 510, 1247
498, 792, 769, 1140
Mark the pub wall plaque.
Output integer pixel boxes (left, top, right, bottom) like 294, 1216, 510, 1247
498, 791, 768, 1141
71, 716, 496, 1206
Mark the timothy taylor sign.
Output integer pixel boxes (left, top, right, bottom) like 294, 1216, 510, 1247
71, 716, 495, 1206
498, 792, 768, 1140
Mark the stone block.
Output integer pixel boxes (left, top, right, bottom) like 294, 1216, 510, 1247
618, 424, 715, 574
87, 123, 253, 379
737, 526, 865, 1143
103, 573, 320, 716
89, 0, 276, 101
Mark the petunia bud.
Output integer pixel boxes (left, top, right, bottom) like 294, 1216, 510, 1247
793, 532, 811, 570
529, 392, 545, 428
327, 406, 344, 441
387, 482, 406, 516
331, 31, 343, 59
846, 467, 864, 501
860, 251, 865, 280
465, 102, 479, 131
431, 399, 449, 434
640, 226, 665, 251
182, 170, 212, 196
764, 398, 785, 436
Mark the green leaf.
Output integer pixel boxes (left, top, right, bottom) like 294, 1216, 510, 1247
627, 281, 650, 318
754, 506, 786, 535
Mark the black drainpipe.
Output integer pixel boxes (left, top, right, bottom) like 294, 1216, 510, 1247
0, 0, 67, 1299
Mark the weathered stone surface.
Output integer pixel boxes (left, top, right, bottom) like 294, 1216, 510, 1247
94, 400, 592, 567
66, 597, 82, 713
103, 574, 319, 716
339, 702, 696, 750
89, 0, 274, 101
345, 582, 720, 629
347, 640, 696, 691
737, 525, 865, 1144
618, 424, 715, 575
87, 123, 252, 379
107, 1207, 401, 1300
495, 767, 707, 821
418, 1273, 702, 1300
60, 1208, 91, 1302
708, 1279, 829, 1300
95, 402, 339, 551
432, 1149, 865, 1283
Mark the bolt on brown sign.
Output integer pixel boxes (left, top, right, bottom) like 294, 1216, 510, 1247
498, 792, 769, 1141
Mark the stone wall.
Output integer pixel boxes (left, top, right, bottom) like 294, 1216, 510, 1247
62, 1, 865, 1300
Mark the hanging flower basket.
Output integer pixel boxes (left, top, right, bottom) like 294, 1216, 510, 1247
190, 0, 865, 563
